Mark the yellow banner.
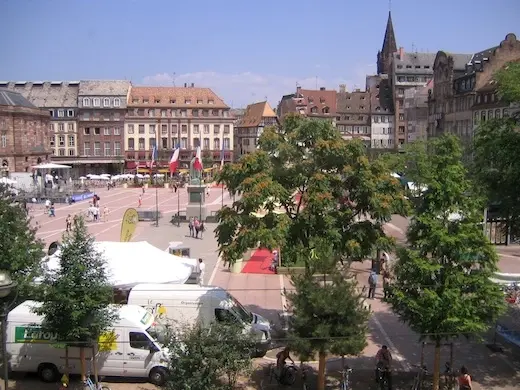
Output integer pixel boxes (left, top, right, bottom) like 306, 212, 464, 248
120, 208, 138, 242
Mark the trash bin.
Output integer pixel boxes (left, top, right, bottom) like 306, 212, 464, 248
231, 259, 244, 274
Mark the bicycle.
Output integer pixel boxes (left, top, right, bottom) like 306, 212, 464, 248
84, 371, 111, 390
268, 362, 297, 386
376, 365, 391, 390
443, 362, 458, 390
410, 364, 428, 390
340, 365, 353, 390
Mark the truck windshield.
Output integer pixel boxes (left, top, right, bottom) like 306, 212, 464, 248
146, 320, 168, 346
230, 296, 253, 323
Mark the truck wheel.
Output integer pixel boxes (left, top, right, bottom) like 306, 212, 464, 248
149, 367, 168, 386
38, 363, 59, 382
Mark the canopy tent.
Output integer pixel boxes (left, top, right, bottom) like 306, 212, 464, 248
43, 241, 197, 288
32, 163, 72, 169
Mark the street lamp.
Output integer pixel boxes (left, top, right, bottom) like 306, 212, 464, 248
0, 270, 17, 390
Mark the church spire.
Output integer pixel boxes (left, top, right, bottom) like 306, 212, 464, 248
377, 11, 398, 75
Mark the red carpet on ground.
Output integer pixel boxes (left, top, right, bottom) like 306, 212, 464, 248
241, 248, 276, 275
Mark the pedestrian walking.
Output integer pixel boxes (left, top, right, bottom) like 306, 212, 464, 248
103, 206, 109, 222
368, 269, 378, 299
65, 214, 72, 232
382, 270, 390, 299
197, 258, 206, 286
49, 203, 56, 217
138, 194, 142, 208
188, 217, 194, 237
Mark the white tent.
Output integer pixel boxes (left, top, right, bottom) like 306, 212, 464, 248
0, 177, 16, 185
43, 241, 196, 288
32, 163, 72, 169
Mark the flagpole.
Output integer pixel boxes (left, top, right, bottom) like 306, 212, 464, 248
154, 132, 159, 227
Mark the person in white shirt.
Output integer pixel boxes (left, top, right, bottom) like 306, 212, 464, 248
197, 258, 206, 286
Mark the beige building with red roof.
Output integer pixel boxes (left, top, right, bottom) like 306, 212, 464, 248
234, 101, 278, 160
125, 84, 234, 169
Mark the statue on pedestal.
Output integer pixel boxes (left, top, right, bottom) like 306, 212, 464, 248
189, 158, 202, 185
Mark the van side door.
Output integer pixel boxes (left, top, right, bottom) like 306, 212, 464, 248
97, 328, 125, 377
123, 330, 156, 378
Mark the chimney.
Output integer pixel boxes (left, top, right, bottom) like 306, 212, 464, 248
339, 84, 346, 93
184, 82, 187, 88
191, 83, 194, 87
320, 87, 326, 91
399, 47, 405, 59
296, 86, 301, 94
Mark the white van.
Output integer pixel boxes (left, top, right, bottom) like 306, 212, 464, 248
7, 301, 170, 385
126, 284, 272, 356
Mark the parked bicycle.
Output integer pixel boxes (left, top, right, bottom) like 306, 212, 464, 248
340, 365, 353, 390
84, 370, 111, 390
443, 362, 458, 390
268, 362, 297, 386
411, 364, 428, 390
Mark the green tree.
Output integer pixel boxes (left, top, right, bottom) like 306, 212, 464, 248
386, 135, 506, 390
215, 115, 407, 266
286, 238, 370, 390
202, 150, 214, 169
0, 183, 44, 298
165, 322, 254, 390
495, 61, 520, 106
32, 216, 117, 381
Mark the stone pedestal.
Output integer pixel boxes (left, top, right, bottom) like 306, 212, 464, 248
186, 184, 208, 220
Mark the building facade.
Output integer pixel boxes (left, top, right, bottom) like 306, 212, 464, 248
428, 33, 520, 146
234, 101, 278, 159
1, 81, 80, 160
0, 89, 51, 174
336, 86, 371, 147
76, 80, 130, 174
366, 75, 394, 149
277, 86, 337, 122
125, 85, 234, 170
404, 80, 431, 142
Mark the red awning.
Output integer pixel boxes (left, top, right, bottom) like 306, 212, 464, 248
125, 161, 137, 169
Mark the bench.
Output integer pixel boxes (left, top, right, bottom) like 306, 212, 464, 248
137, 210, 162, 221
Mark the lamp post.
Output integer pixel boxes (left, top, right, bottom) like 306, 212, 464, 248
0, 271, 17, 390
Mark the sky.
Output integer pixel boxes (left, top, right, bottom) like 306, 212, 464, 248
1, 0, 519, 108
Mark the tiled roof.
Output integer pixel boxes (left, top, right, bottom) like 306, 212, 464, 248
129, 86, 228, 108
0, 89, 36, 108
337, 89, 371, 124
294, 88, 338, 116
236, 101, 277, 128
393, 52, 436, 74
0, 81, 79, 107
78, 80, 131, 96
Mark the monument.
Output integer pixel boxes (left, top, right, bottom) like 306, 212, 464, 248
185, 157, 208, 220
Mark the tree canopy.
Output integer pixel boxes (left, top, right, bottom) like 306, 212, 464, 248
386, 135, 506, 390
0, 184, 44, 298
215, 115, 408, 266
495, 61, 520, 105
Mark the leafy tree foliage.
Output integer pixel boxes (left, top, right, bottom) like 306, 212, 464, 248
286, 238, 370, 390
33, 216, 117, 379
495, 61, 520, 106
215, 115, 407, 266
0, 183, 44, 298
165, 322, 254, 390
386, 135, 506, 390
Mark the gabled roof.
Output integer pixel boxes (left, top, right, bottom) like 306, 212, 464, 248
1, 81, 79, 107
0, 89, 37, 108
79, 80, 131, 96
129, 86, 228, 109
236, 101, 277, 127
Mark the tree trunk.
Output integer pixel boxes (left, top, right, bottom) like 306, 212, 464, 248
432, 341, 441, 390
317, 351, 326, 390
79, 347, 86, 382
92, 344, 99, 388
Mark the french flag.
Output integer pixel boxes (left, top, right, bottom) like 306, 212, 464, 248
169, 145, 180, 174
150, 145, 158, 173
193, 146, 203, 171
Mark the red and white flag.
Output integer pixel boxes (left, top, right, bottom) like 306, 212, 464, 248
169, 146, 180, 173
193, 146, 203, 171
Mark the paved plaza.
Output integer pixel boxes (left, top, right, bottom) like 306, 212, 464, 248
28, 186, 520, 389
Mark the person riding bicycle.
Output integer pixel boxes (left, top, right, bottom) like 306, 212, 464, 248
276, 346, 295, 381
458, 366, 472, 390
375, 345, 393, 389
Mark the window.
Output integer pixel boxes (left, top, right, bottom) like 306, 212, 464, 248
84, 128, 91, 135
208, 99, 214, 104
495, 109, 501, 119
224, 125, 230, 134
488, 110, 493, 120
203, 138, 210, 150
171, 124, 178, 135
126, 124, 135, 134
57, 109, 64, 117
406, 76, 414, 82
83, 142, 91, 156
58, 149, 65, 156
58, 123, 64, 132
104, 142, 111, 156
161, 124, 168, 135
185, 99, 191, 104
155, 99, 160, 104
203, 110, 209, 117
83, 98, 90, 106
149, 125, 156, 134
49, 123, 54, 131
242, 138, 250, 146
214, 138, 220, 150
94, 141, 101, 156
181, 125, 187, 134
128, 138, 135, 151
138, 138, 145, 150
148, 109, 155, 118
162, 137, 168, 149
49, 136, 55, 146
49, 110, 54, 117
481, 111, 486, 121
203, 124, 210, 134
114, 127, 121, 136
212, 109, 219, 116
93, 98, 100, 107
192, 109, 199, 117
94, 128, 101, 135
143, 98, 149, 103
1, 134, 6, 148
172, 137, 178, 147
398, 126, 405, 133
181, 109, 187, 117
397, 65, 403, 69
170, 99, 176, 104
358, 116, 363, 120
181, 137, 188, 149
139, 124, 145, 134
161, 109, 167, 117
214, 125, 220, 134
67, 123, 74, 131
399, 114, 404, 120
149, 137, 156, 149
223, 137, 230, 150
114, 141, 121, 156
68, 135, 75, 147
397, 76, 404, 82
193, 137, 200, 148
197, 99, 203, 104
67, 109, 74, 117
103, 98, 110, 107
104, 127, 110, 135
68, 149, 75, 156
215, 308, 235, 323
114, 98, 121, 107
129, 332, 151, 350
193, 124, 200, 134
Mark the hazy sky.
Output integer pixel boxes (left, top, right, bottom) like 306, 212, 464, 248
1, 0, 519, 107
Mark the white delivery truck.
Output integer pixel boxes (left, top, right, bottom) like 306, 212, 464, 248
7, 301, 170, 385
127, 284, 273, 357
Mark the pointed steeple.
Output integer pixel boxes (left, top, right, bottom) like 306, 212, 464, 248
377, 11, 398, 75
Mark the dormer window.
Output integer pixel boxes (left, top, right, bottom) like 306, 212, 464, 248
322, 107, 329, 114
83, 98, 90, 106
114, 98, 121, 107
155, 99, 161, 103
103, 98, 110, 107
132, 98, 139, 103
197, 99, 203, 104
361, 96, 365, 100
170, 99, 176, 104
143, 98, 149, 103
376, 106, 381, 111
93, 98, 100, 107
310, 107, 318, 113
208, 99, 214, 104
185, 99, 191, 104
360, 106, 365, 110
308, 97, 314, 103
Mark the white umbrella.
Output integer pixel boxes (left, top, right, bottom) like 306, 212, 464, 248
32, 163, 71, 169
0, 177, 16, 185
79, 176, 87, 180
